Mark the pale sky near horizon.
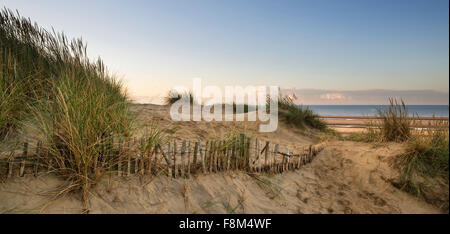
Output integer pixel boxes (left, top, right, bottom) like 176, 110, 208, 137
2, 0, 449, 104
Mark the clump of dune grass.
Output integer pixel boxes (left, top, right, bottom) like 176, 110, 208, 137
1, 8, 134, 206
136, 120, 172, 172
164, 90, 195, 105
248, 173, 283, 200
267, 94, 326, 130
393, 120, 449, 211
344, 98, 449, 210
0, 52, 28, 140
31, 68, 133, 204
344, 98, 413, 143
377, 98, 413, 142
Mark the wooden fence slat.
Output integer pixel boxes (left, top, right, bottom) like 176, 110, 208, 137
134, 138, 139, 174
208, 141, 213, 173
285, 146, 290, 171
173, 141, 178, 178
180, 140, 186, 178
254, 139, 259, 172
273, 144, 279, 174
214, 141, 219, 172
264, 141, 269, 172
308, 145, 313, 163
220, 140, 225, 171
117, 137, 123, 176
193, 141, 199, 173
19, 142, 28, 177
166, 143, 172, 176
214, 140, 218, 172
240, 134, 245, 170
7, 158, 13, 178
200, 141, 206, 174
127, 139, 131, 176
232, 139, 237, 170
204, 141, 209, 173
305, 147, 309, 165
187, 141, 191, 178
139, 138, 145, 175
1, 139, 324, 179
34, 141, 41, 177
226, 144, 231, 171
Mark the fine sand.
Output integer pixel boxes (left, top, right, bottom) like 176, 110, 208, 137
0, 141, 440, 214
0, 104, 445, 213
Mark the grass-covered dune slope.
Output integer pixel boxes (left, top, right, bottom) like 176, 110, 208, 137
0, 8, 134, 202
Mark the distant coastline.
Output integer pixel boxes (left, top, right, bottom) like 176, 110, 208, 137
308, 105, 449, 117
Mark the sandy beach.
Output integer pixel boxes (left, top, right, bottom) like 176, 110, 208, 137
321, 115, 449, 134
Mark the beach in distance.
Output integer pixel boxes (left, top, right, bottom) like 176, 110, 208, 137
308, 105, 449, 117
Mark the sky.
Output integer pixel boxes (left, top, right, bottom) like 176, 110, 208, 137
2, 0, 449, 104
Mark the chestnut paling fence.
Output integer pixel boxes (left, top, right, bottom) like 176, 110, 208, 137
0, 135, 325, 178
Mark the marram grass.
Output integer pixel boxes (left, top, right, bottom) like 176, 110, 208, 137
1, 8, 135, 206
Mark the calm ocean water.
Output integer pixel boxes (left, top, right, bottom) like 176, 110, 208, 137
306, 105, 449, 117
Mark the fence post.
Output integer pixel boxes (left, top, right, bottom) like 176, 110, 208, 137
239, 134, 245, 170
180, 140, 186, 178
133, 138, 138, 174
215, 141, 220, 172
221, 140, 226, 171
205, 141, 214, 173
187, 141, 191, 178
309, 145, 313, 163
7, 158, 13, 178
152, 145, 158, 175
216, 141, 221, 172
173, 141, 178, 178
226, 143, 231, 171
140, 138, 145, 175
166, 143, 172, 177
264, 141, 269, 172
296, 147, 301, 169
286, 146, 291, 171
193, 141, 198, 173
117, 137, 123, 176
127, 138, 131, 176
199, 141, 206, 174
254, 139, 259, 172
208, 141, 213, 173
19, 142, 28, 177
273, 144, 279, 174
34, 141, 41, 177
204, 141, 209, 173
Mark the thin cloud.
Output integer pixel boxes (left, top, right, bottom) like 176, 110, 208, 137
282, 89, 449, 105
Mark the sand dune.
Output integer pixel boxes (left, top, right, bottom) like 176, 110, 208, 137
0, 104, 444, 213
0, 141, 440, 214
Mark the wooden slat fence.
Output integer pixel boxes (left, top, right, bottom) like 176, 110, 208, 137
0, 135, 326, 178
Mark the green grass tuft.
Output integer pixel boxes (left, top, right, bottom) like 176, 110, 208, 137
1, 8, 134, 206
267, 94, 327, 130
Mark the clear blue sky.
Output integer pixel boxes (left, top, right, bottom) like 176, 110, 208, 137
2, 0, 449, 103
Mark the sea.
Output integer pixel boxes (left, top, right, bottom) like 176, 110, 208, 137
306, 105, 449, 117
